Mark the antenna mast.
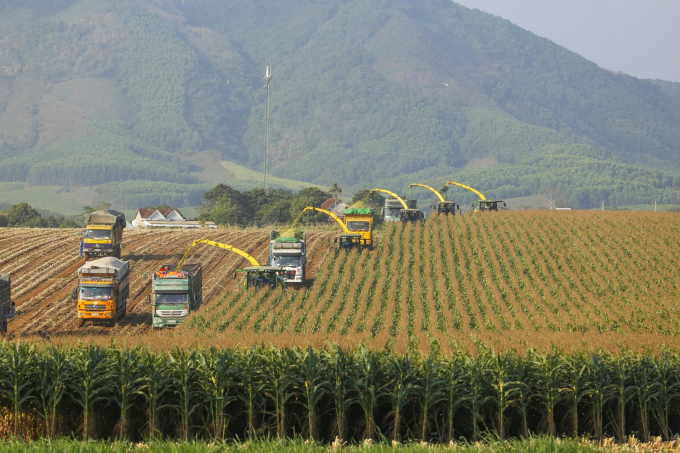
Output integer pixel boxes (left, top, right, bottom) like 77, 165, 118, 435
264, 63, 272, 190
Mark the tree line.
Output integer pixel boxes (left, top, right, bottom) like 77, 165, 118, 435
0, 202, 79, 228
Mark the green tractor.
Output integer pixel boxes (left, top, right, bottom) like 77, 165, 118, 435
471, 200, 507, 212
234, 266, 288, 290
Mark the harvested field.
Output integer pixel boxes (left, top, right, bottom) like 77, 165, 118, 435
2, 211, 679, 353
1, 228, 335, 337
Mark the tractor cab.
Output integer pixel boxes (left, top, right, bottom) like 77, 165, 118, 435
399, 208, 425, 223
235, 266, 287, 290
432, 201, 459, 216
471, 200, 507, 212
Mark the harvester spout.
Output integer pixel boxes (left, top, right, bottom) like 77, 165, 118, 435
370, 188, 409, 209
445, 181, 487, 200
177, 238, 259, 271
301, 207, 350, 233
409, 183, 446, 202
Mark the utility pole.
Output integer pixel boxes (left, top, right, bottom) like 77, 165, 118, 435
264, 64, 272, 191
601, 200, 604, 211
655, 199, 657, 212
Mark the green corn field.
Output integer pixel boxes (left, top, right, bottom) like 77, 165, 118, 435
177, 211, 680, 354
2, 342, 680, 443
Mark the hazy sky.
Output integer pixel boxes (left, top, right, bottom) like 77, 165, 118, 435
453, 0, 680, 83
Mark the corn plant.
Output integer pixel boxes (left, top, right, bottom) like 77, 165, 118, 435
110, 347, 146, 440
633, 355, 661, 442
417, 353, 445, 442
262, 348, 296, 439
237, 348, 266, 439
70, 345, 115, 440
0, 342, 36, 437
609, 354, 635, 441
488, 351, 518, 440
353, 347, 386, 440
35, 346, 71, 439
139, 350, 174, 440
197, 348, 237, 440
561, 353, 589, 438
295, 347, 326, 441
531, 352, 563, 437
384, 353, 419, 442
326, 345, 356, 441
169, 348, 200, 440
653, 352, 680, 440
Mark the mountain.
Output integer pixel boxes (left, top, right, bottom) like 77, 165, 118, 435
0, 0, 679, 212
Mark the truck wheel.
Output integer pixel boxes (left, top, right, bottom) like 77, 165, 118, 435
79, 319, 85, 328
108, 318, 115, 328
115, 246, 121, 259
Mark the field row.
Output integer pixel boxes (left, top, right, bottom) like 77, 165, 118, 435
173, 211, 680, 353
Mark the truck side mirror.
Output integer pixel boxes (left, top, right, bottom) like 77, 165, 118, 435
232, 272, 237, 280
380, 208, 384, 215
71, 288, 78, 301
147, 294, 151, 304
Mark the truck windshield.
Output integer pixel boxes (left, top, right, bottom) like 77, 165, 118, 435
80, 287, 112, 300
84, 229, 112, 240
272, 256, 301, 266
156, 294, 188, 304
347, 221, 370, 231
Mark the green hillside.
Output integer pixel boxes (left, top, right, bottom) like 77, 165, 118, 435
0, 0, 679, 212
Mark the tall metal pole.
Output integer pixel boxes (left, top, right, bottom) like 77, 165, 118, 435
264, 64, 272, 190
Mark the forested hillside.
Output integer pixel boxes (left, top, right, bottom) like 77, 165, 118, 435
0, 0, 679, 211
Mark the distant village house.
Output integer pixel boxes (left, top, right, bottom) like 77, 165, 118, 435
320, 198, 349, 222
132, 208, 217, 229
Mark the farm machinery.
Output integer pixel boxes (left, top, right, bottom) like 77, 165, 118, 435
300, 207, 373, 250
75, 257, 129, 327
371, 188, 424, 223
409, 183, 459, 215
446, 181, 506, 213
269, 230, 306, 283
150, 264, 203, 329
178, 238, 287, 291
0, 273, 10, 334
83, 210, 126, 259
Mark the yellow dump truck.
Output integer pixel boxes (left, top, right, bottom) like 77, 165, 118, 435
342, 208, 374, 248
75, 257, 129, 327
301, 207, 374, 250
83, 210, 126, 259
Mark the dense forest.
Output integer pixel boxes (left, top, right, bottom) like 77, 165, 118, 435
0, 0, 678, 210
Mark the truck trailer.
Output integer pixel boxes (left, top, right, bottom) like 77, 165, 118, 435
84, 210, 126, 259
76, 257, 129, 327
0, 273, 10, 333
151, 264, 203, 328
269, 231, 306, 283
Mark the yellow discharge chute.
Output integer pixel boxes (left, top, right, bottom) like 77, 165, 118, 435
446, 181, 487, 200
409, 183, 446, 202
370, 188, 409, 209
301, 207, 350, 233
177, 238, 259, 271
